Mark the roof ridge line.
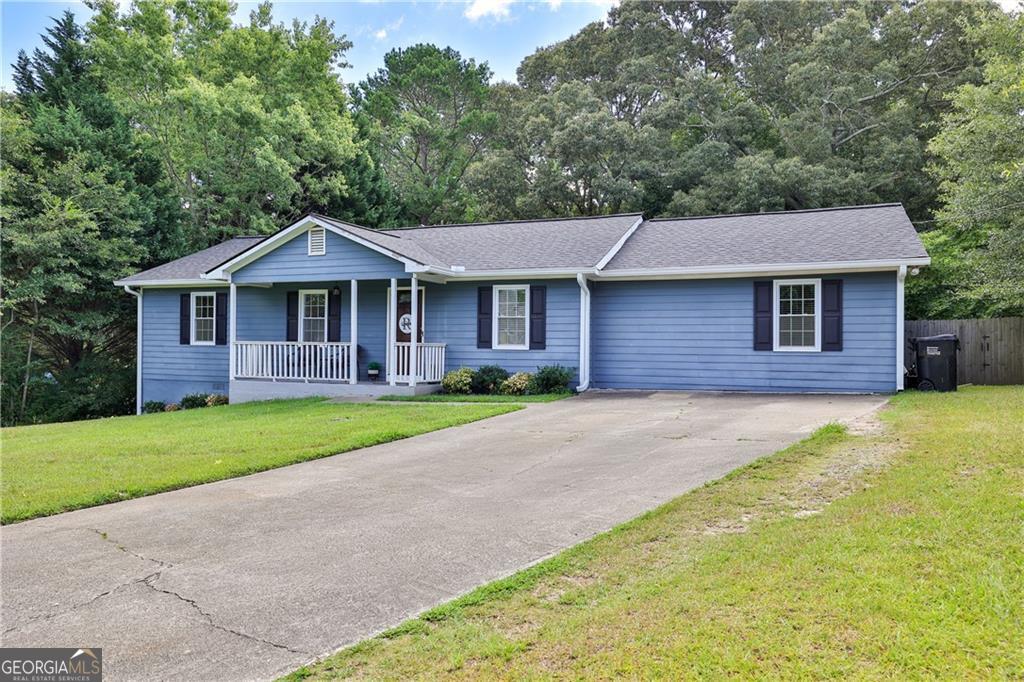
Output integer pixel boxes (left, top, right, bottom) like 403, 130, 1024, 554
646, 203, 903, 223
381, 212, 644, 232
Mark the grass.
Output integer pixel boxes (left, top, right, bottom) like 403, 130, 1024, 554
1, 399, 518, 524
286, 386, 1024, 680
379, 393, 572, 403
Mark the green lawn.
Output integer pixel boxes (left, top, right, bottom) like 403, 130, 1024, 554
287, 386, 1024, 680
379, 393, 572, 403
1, 399, 517, 524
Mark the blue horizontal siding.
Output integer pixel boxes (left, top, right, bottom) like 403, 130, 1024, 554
232, 228, 407, 283
426, 280, 581, 383
141, 288, 229, 404
590, 273, 897, 393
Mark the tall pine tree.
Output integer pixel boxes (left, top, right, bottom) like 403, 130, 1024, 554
1, 11, 182, 424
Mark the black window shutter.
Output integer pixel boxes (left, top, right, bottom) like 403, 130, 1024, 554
179, 293, 191, 345
286, 291, 299, 342
822, 279, 843, 352
529, 285, 546, 350
477, 286, 493, 348
215, 292, 228, 345
328, 289, 341, 342
753, 281, 772, 351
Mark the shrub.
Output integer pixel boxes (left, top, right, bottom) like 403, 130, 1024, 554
471, 365, 509, 394
163, 403, 181, 412
180, 393, 210, 410
500, 372, 532, 395
206, 394, 229, 407
142, 400, 166, 414
441, 367, 474, 394
529, 365, 574, 394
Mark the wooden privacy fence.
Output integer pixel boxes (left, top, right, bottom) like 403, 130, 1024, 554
905, 317, 1024, 386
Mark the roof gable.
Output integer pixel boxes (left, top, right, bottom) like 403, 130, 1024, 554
231, 225, 408, 283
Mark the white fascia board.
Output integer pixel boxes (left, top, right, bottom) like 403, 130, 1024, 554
595, 215, 645, 271
204, 216, 421, 280
418, 266, 592, 281
594, 258, 931, 280
113, 279, 229, 288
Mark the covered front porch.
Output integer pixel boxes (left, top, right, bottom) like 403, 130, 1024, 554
227, 276, 445, 401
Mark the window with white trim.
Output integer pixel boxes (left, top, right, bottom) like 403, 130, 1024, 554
493, 285, 529, 349
308, 227, 326, 256
300, 290, 328, 342
774, 279, 820, 351
191, 292, 216, 345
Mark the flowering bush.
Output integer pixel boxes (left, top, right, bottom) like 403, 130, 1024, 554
441, 367, 475, 394
206, 394, 229, 407
500, 372, 533, 395
163, 403, 181, 412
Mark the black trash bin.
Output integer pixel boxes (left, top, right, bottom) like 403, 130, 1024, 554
913, 333, 959, 392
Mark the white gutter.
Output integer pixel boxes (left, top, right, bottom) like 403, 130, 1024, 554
123, 285, 143, 415
575, 274, 591, 392
896, 265, 907, 391
593, 257, 931, 280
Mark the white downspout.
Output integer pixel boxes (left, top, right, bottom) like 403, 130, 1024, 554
123, 285, 143, 414
896, 265, 907, 391
576, 273, 591, 392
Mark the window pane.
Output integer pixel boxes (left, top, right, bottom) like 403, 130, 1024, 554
498, 317, 525, 346
304, 294, 325, 318
303, 319, 325, 343
195, 318, 214, 342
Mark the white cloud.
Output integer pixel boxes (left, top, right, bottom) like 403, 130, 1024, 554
547, 0, 563, 10
372, 15, 405, 41
464, 0, 514, 21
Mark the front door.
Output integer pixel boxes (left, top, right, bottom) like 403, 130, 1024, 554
395, 289, 424, 343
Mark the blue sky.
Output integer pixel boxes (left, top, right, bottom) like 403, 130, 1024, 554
1, 0, 615, 91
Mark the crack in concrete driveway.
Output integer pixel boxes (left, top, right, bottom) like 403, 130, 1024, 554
1, 392, 886, 681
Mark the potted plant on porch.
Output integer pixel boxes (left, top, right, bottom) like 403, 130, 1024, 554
367, 361, 381, 381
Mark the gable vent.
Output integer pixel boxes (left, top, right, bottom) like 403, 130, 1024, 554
308, 227, 326, 256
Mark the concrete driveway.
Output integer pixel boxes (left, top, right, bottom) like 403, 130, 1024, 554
1, 392, 885, 681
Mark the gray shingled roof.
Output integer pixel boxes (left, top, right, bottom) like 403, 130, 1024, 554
387, 213, 642, 270
116, 237, 265, 285
115, 204, 927, 284
603, 204, 927, 271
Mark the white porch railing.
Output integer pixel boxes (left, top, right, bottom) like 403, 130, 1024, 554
394, 342, 446, 383
233, 341, 351, 382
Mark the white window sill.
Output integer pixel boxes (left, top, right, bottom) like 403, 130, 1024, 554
492, 344, 529, 351
772, 346, 821, 353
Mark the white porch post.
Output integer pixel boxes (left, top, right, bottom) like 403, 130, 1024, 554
389, 277, 398, 386
349, 279, 358, 384
229, 282, 237, 383
409, 275, 419, 387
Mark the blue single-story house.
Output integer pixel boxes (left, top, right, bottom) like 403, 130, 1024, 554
115, 203, 930, 411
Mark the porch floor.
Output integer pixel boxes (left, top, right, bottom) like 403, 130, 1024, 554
229, 378, 441, 403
